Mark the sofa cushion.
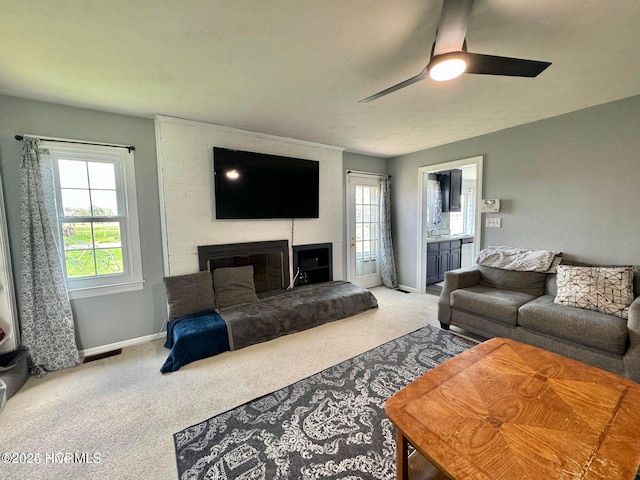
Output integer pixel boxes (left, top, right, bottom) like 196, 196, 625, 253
546, 273, 558, 297
479, 266, 547, 297
519, 295, 628, 356
451, 285, 537, 326
163, 271, 216, 320
554, 265, 634, 319
213, 265, 259, 310
219, 281, 378, 350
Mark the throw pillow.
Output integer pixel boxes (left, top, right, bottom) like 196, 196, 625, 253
554, 265, 634, 319
164, 271, 216, 320
213, 265, 259, 310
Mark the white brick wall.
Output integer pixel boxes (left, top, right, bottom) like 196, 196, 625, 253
155, 116, 344, 281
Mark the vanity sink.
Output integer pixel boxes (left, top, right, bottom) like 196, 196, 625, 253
427, 233, 475, 242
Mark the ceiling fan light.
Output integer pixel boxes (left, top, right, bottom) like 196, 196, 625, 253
428, 53, 467, 81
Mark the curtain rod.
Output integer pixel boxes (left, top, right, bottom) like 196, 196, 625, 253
14, 135, 135, 153
346, 170, 391, 178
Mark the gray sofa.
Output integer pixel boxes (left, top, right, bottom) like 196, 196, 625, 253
161, 268, 378, 372
218, 280, 378, 350
438, 264, 640, 382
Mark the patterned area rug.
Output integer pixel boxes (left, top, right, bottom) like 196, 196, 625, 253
173, 325, 476, 479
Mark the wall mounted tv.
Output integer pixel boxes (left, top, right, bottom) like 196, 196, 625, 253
213, 147, 320, 219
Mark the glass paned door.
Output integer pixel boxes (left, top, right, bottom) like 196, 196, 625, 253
347, 175, 382, 288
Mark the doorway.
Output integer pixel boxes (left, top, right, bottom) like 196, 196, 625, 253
416, 156, 484, 293
346, 173, 383, 288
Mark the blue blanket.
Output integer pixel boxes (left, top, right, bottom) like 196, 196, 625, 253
161, 310, 230, 373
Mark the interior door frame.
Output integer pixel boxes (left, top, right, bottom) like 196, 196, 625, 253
345, 171, 384, 287
416, 156, 484, 293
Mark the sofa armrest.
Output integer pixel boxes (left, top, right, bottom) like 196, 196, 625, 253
624, 296, 640, 382
437, 266, 481, 327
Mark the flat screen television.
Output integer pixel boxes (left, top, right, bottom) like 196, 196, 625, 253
213, 147, 320, 219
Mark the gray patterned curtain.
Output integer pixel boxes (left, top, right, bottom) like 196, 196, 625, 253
19, 137, 79, 376
379, 176, 398, 289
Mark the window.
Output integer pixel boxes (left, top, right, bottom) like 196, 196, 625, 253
354, 183, 380, 276
46, 142, 143, 299
449, 190, 475, 235
449, 195, 464, 235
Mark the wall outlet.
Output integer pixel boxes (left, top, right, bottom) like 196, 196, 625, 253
486, 217, 502, 228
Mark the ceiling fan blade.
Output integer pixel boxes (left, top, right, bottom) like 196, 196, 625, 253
433, 0, 474, 56
359, 67, 428, 103
465, 52, 551, 77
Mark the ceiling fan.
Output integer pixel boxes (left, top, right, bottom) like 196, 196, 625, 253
360, 0, 551, 103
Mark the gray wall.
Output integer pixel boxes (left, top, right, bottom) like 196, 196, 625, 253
4, 92, 638, 344
0, 95, 166, 350
343, 152, 387, 175
342, 152, 388, 279
389, 95, 640, 289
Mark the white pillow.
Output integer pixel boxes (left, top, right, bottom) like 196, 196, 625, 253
554, 265, 634, 319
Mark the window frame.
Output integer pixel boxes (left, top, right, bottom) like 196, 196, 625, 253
45, 142, 144, 299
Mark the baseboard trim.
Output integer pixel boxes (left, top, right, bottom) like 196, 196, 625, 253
79, 332, 165, 359
397, 284, 418, 293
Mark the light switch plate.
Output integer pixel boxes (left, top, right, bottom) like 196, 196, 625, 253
486, 217, 502, 228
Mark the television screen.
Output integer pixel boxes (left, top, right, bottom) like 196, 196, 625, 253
213, 147, 319, 219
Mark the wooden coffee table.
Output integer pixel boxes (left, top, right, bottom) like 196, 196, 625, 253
386, 337, 640, 480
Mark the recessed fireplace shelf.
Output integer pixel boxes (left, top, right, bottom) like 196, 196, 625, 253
293, 243, 333, 287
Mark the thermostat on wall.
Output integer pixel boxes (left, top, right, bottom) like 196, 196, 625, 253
481, 199, 501, 213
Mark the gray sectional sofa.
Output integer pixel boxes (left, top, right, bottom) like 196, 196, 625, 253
161, 267, 378, 372
438, 264, 640, 382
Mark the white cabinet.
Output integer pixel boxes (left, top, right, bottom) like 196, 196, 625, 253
0, 175, 18, 354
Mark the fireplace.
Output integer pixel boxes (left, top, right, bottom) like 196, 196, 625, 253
198, 240, 289, 293
197, 240, 333, 291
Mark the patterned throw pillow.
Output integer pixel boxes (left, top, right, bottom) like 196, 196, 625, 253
554, 265, 634, 319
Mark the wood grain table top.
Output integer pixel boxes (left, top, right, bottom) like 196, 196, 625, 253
386, 338, 640, 480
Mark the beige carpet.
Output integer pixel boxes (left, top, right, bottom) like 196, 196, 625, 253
0, 287, 440, 480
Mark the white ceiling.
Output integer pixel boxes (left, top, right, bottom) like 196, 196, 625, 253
1, 1, 639, 157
